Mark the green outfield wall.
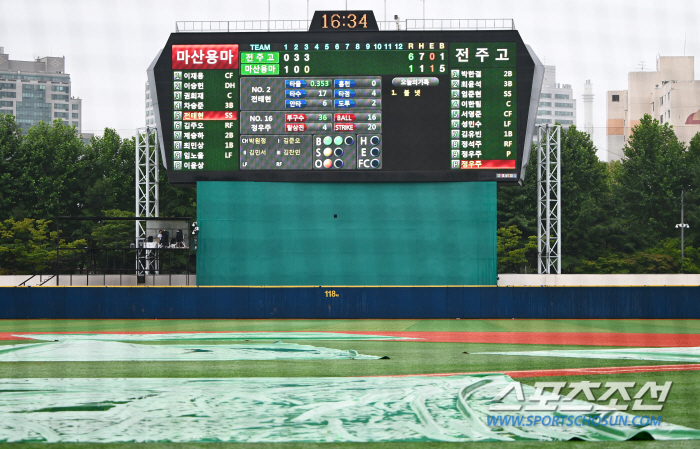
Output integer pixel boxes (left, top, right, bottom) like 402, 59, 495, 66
196, 182, 497, 286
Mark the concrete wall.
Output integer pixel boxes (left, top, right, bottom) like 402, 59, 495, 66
0, 275, 195, 287
498, 274, 700, 286
0, 274, 696, 287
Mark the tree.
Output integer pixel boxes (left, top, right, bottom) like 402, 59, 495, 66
0, 218, 86, 275
81, 130, 136, 215
497, 145, 537, 236
11, 120, 86, 220
159, 169, 197, 218
682, 132, 700, 248
615, 114, 688, 245
497, 225, 537, 273
557, 125, 611, 270
0, 114, 23, 220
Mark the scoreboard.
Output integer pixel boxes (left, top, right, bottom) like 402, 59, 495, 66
150, 12, 542, 184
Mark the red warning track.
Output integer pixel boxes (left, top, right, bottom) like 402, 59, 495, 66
3, 330, 700, 347
339, 331, 700, 347
376, 364, 700, 379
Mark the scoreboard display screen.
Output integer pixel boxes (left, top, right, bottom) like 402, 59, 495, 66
150, 12, 540, 184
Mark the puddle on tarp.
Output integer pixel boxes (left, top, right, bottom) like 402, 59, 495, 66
0, 375, 698, 443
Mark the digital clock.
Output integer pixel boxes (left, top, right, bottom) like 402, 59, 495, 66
308, 10, 379, 32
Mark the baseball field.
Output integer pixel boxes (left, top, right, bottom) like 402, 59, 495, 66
1, 319, 700, 448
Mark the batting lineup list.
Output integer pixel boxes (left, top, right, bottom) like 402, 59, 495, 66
170, 42, 517, 173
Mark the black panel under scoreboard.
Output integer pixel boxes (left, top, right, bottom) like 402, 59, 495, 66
153, 24, 537, 184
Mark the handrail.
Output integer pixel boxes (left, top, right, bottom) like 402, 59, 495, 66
38, 274, 56, 286
18, 274, 36, 286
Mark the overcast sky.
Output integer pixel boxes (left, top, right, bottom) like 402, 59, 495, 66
1, 0, 698, 160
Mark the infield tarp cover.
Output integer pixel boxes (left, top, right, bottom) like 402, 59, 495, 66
0, 374, 697, 443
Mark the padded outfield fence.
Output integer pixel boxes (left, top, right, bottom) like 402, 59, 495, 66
0, 286, 699, 319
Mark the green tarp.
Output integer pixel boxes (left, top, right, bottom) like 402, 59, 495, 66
0, 375, 697, 443
478, 346, 700, 363
15, 332, 411, 342
0, 340, 380, 362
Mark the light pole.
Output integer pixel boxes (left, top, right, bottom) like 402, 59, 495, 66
676, 190, 690, 273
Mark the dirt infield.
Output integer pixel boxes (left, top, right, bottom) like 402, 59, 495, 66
4, 330, 700, 346
341, 331, 700, 347
377, 363, 700, 379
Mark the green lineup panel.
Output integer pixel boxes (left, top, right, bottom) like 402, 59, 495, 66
196, 182, 496, 286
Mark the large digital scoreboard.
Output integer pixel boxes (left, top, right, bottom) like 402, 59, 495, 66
150, 12, 542, 184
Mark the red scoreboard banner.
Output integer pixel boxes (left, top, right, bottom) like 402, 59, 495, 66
172, 45, 239, 70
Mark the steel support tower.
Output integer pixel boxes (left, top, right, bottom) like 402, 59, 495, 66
537, 125, 561, 274
135, 127, 159, 276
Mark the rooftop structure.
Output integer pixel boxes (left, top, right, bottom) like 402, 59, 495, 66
0, 46, 82, 133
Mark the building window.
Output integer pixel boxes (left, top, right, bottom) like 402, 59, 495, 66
51, 94, 69, 101
0, 100, 12, 107
555, 102, 573, 108
554, 94, 569, 99
72, 121, 78, 127
537, 110, 552, 116
612, 95, 620, 102
0, 109, 13, 115
555, 111, 574, 116
72, 104, 79, 110
539, 102, 552, 107
0, 83, 16, 90
0, 91, 17, 98
540, 93, 552, 98
8, 74, 68, 82
71, 113, 78, 119
54, 112, 69, 119
54, 103, 69, 110
51, 85, 70, 93
535, 118, 552, 124
559, 120, 574, 124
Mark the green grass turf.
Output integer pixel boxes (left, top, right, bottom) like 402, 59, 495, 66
2, 319, 700, 448
515, 371, 700, 430
2, 319, 700, 334
0, 340, 693, 378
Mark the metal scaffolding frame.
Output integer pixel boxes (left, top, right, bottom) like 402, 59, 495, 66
135, 127, 159, 276
537, 125, 561, 274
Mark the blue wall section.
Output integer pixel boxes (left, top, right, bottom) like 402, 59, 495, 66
1, 286, 699, 319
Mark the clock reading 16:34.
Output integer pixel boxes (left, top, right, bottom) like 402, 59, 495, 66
321, 13, 369, 29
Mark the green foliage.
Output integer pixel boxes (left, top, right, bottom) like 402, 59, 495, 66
497, 122, 699, 274
81, 130, 136, 214
497, 225, 537, 273
576, 239, 698, 274
0, 119, 197, 274
10, 120, 87, 220
159, 169, 197, 218
0, 218, 85, 275
616, 115, 689, 244
497, 146, 537, 236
